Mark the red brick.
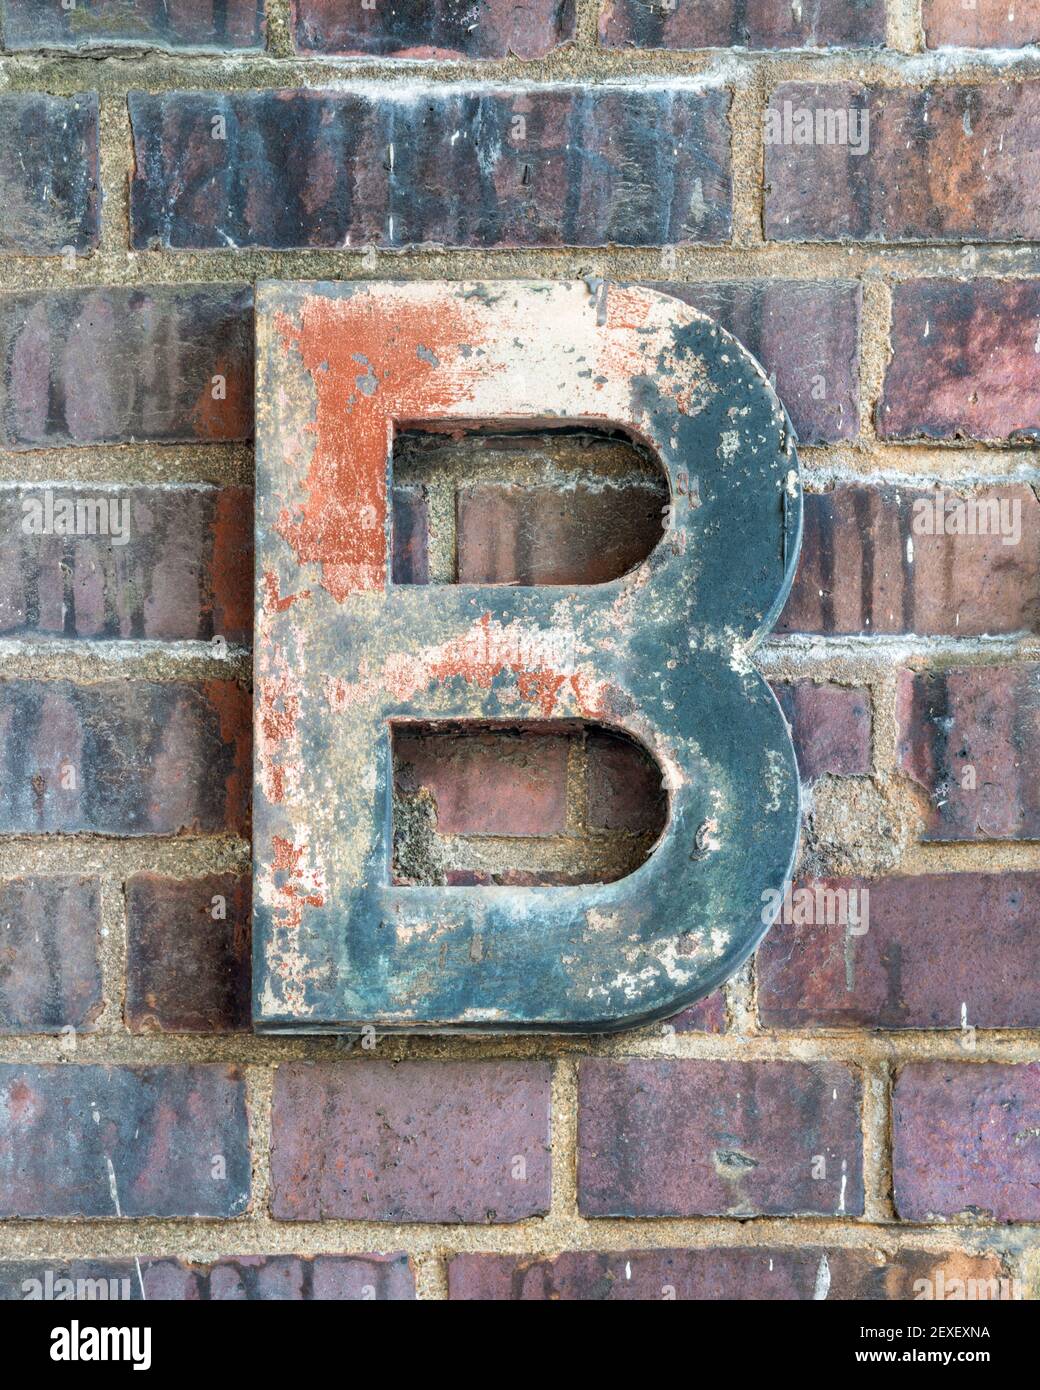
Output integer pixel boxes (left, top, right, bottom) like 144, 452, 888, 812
0, 286, 253, 448
456, 480, 665, 585
600, 0, 885, 50
779, 485, 1040, 636
924, 0, 1040, 47
393, 728, 570, 836
3, 0, 264, 49
126, 874, 250, 1034
0, 679, 250, 836
0, 1064, 250, 1218
896, 666, 1040, 840
765, 82, 1040, 243
0, 94, 99, 254
879, 280, 1040, 442
0, 877, 101, 1034
271, 1061, 552, 1222
771, 682, 871, 780
293, 0, 576, 58
578, 1059, 863, 1217
448, 1246, 1010, 1300
0, 484, 252, 643
129, 88, 731, 250
893, 1063, 1040, 1221
650, 281, 861, 445
586, 727, 666, 832
758, 873, 1040, 1029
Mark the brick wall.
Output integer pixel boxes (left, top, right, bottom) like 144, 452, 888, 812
0, 0, 1038, 1302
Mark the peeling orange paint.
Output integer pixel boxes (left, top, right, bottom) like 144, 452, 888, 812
262, 569, 311, 613
273, 290, 485, 601
257, 833, 327, 1015
256, 669, 302, 805
270, 834, 326, 931
325, 613, 611, 718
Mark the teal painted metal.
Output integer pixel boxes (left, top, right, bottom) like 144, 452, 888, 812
253, 280, 802, 1033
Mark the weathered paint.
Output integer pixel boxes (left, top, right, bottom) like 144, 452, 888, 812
253, 280, 802, 1033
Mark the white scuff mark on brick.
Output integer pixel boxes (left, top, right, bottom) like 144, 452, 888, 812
105, 1156, 122, 1218
813, 1254, 831, 1300
688, 178, 708, 227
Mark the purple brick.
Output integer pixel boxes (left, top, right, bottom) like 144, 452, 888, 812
0, 94, 99, 254
292, 0, 576, 58
600, 0, 885, 50
393, 727, 570, 836
758, 873, 1040, 1030
271, 1061, 552, 1222
649, 281, 861, 445
0, 679, 251, 836
893, 1063, 1040, 1221
0, 1064, 250, 1218
129, 87, 731, 250
771, 681, 872, 780
879, 280, 1040, 443
779, 485, 1040, 636
126, 874, 251, 1034
667, 991, 727, 1034
3, 0, 265, 50
140, 1253, 415, 1299
0, 485, 252, 642
0, 1253, 416, 1300
0, 286, 253, 448
925, 0, 1040, 48
0, 876, 102, 1033
448, 1246, 1010, 1299
586, 727, 667, 832
456, 479, 666, 585
765, 81, 1040, 244
578, 1059, 863, 1217
896, 665, 1040, 840
391, 485, 430, 585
